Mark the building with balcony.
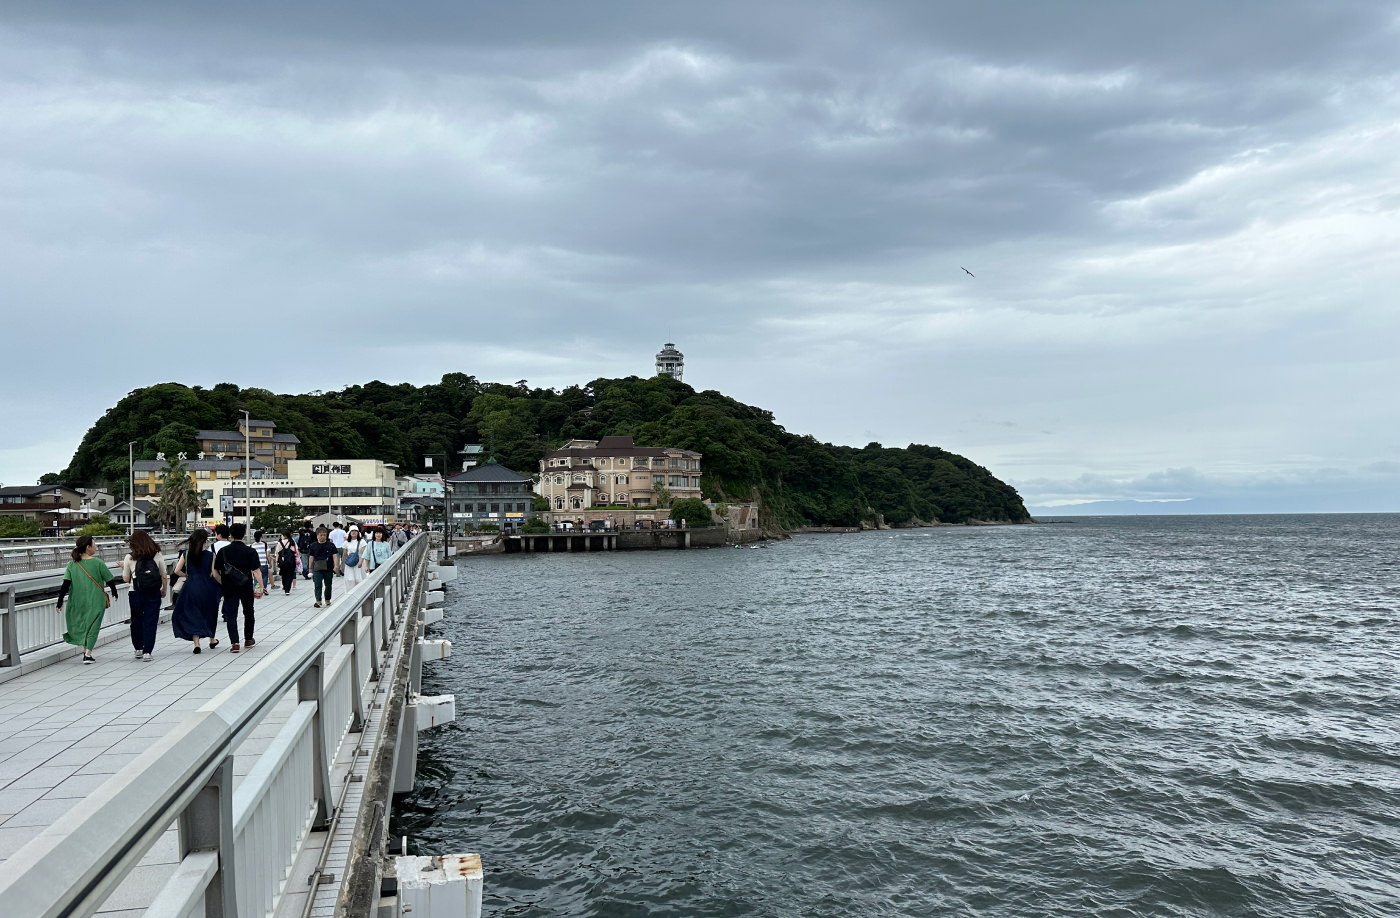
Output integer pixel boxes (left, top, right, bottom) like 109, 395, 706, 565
536, 436, 702, 512
132, 458, 272, 501
196, 418, 300, 474
446, 463, 538, 533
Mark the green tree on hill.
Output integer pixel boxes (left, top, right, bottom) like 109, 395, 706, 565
59, 375, 1031, 530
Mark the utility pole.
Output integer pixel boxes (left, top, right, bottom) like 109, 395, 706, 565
240, 410, 251, 529
127, 440, 137, 536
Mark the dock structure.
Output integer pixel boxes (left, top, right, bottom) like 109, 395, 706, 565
0, 537, 473, 918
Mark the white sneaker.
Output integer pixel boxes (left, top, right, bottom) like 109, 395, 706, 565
141, 653, 153, 662
134, 650, 142, 660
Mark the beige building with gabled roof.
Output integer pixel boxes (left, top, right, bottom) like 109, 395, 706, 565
536, 436, 702, 511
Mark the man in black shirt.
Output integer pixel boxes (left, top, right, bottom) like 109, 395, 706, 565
305, 527, 340, 608
213, 522, 264, 652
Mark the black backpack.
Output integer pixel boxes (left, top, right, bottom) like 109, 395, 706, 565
278, 543, 297, 568
297, 531, 311, 552
133, 556, 162, 594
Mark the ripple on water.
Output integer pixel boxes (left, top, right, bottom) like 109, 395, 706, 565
397, 515, 1400, 917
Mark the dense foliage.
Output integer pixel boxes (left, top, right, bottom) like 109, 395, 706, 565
253, 503, 307, 535
0, 517, 40, 538
55, 376, 1030, 528
74, 514, 125, 536
668, 498, 714, 527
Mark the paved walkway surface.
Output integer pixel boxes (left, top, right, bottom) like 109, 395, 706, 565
0, 570, 378, 914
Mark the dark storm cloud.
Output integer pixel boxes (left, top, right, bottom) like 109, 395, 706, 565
2, 2, 1398, 509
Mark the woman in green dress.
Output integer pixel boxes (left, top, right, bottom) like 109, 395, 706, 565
56, 535, 120, 663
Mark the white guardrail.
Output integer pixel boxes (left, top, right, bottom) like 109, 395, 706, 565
1, 536, 187, 576
0, 536, 431, 918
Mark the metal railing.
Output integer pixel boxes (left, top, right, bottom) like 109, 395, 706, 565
1, 536, 186, 576
0, 580, 139, 666
0, 536, 430, 918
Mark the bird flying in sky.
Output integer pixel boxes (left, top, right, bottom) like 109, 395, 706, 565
961, 267, 975, 277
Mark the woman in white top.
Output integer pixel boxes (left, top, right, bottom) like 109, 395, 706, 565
121, 530, 168, 662
342, 528, 367, 586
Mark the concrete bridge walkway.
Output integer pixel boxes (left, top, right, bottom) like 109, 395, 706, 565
0, 574, 374, 914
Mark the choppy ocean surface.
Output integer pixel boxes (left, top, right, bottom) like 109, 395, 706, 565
396, 515, 1400, 917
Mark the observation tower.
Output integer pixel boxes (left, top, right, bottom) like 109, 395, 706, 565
655, 342, 684, 381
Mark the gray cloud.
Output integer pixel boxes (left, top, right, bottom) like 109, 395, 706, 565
2, 2, 1398, 509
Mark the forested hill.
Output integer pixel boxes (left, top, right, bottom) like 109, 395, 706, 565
57, 376, 1032, 528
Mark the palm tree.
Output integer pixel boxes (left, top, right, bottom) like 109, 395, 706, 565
150, 457, 205, 531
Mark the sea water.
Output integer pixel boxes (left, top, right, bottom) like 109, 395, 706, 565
396, 515, 1400, 916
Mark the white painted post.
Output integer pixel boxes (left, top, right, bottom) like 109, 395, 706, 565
1, 586, 17, 667
298, 654, 333, 829
340, 616, 365, 732
178, 756, 237, 918
395, 854, 483, 918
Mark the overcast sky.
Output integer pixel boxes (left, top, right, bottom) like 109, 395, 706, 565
2, 2, 1398, 514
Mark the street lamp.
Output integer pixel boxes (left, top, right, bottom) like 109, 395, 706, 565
424, 452, 451, 555
127, 440, 137, 536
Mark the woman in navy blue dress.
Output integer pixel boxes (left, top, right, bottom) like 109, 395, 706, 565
171, 529, 220, 653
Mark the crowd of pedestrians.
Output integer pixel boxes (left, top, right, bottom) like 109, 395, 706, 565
55, 520, 422, 663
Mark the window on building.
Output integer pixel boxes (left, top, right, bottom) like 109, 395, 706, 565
554, 497, 564, 509
490, 503, 500, 512
134, 485, 149, 496
477, 503, 487, 512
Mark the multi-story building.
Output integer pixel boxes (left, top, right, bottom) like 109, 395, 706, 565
132, 458, 272, 502
210, 459, 399, 526
0, 485, 86, 531
196, 418, 300, 474
536, 436, 702, 511
446, 463, 538, 533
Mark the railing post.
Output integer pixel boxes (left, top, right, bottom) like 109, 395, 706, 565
178, 755, 238, 918
409, 623, 423, 695
298, 653, 334, 829
340, 615, 365, 733
1, 586, 18, 667
368, 597, 385, 672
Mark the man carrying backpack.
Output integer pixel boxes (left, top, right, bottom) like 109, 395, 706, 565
121, 531, 169, 662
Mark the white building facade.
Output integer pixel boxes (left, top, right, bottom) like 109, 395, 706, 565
205, 458, 400, 526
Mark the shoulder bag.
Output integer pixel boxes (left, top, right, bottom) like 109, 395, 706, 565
76, 559, 112, 609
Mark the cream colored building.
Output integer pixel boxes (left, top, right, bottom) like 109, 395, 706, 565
204, 458, 399, 526
536, 436, 702, 511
